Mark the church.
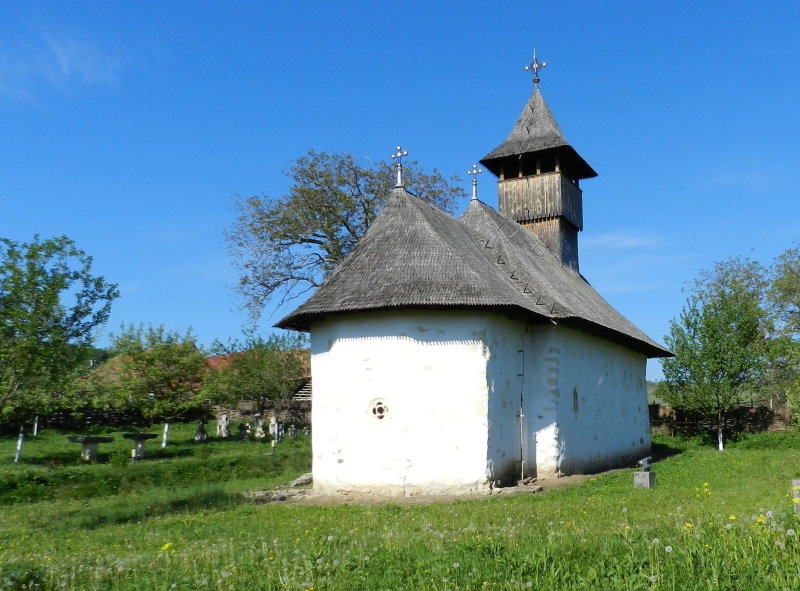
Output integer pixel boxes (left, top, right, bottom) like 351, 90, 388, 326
277, 55, 671, 496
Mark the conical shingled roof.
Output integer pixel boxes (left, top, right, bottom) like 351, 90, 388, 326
276, 187, 670, 359
480, 88, 597, 181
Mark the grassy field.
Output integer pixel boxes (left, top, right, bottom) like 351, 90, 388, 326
1, 426, 800, 590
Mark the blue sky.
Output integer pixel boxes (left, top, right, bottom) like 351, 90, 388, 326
2, 1, 798, 379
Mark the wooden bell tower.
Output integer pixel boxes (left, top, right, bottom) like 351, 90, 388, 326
480, 53, 596, 272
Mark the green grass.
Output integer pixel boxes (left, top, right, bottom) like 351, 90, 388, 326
1, 428, 799, 590
1, 423, 308, 505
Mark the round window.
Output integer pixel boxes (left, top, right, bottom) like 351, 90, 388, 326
370, 400, 389, 420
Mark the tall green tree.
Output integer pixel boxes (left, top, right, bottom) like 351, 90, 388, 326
769, 243, 800, 335
105, 324, 207, 424
227, 150, 466, 320
0, 235, 118, 421
658, 257, 768, 450
203, 332, 308, 415
65, 346, 119, 418
767, 243, 800, 416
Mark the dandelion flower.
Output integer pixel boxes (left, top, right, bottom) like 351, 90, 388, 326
787, 529, 796, 537
652, 538, 660, 545
665, 546, 673, 553
453, 562, 460, 569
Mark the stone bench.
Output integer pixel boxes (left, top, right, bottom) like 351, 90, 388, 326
122, 433, 158, 460
67, 436, 114, 461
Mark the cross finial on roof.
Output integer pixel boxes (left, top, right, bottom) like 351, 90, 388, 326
524, 49, 547, 86
467, 164, 482, 201
391, 146, 409, 188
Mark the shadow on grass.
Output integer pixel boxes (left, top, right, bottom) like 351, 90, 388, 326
650, 440, 684, 463
70, 487, 243, 530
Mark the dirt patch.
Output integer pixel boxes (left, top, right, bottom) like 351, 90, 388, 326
248, 469, 627, 506
527, 471, 618, 491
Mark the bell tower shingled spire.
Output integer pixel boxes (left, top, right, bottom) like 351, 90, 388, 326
480, 52, 597, 271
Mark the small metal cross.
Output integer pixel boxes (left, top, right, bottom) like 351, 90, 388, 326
467, 164, 482, 201
391, 145, 408, 187
524, 49, 547, 85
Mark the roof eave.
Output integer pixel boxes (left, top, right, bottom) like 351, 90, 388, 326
277, 305, 672, 359
480, 146, 598, 180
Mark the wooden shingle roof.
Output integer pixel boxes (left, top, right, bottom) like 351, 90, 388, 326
459, 200, 670, 357
480, 88, 597, 181
276, 188, 670, 358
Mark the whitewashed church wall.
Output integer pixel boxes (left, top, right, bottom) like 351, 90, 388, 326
309, 311, 492, 496
483, 317, 527, 485
522, 325, 562, 478
523, 325, 650, 477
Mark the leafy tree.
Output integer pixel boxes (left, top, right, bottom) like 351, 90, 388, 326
104, 324, 208, 424
782, 346, 800, 421
762, 335, 800, 409
227, 150, 466, 320
769, 242, 800, 335
0, 235, 118, 421
203, 332, 308, 415
657, 257, 768, 450
767, 243, 800, 417
65, 355, 119, 419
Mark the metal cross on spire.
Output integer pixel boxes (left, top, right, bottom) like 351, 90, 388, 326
524, 49, 547, 86
467, 164, 482, 201
391, 145, 408, 188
